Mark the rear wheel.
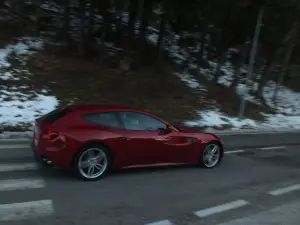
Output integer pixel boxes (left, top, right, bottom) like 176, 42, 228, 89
199, 142, 223, 168
73, 144, 111, 181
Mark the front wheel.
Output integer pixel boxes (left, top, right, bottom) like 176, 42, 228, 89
199, 142, 223, 168
72, 144, 111, 181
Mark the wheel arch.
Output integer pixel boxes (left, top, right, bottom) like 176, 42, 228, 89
72, 141, 114, 167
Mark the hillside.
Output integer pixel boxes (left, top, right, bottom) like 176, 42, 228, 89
1, 0, 300, 132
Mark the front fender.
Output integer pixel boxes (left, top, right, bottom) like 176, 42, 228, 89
198, 132, 222, 144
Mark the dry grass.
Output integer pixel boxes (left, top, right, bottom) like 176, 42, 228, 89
20, 51, 203, 125
204, 81, 271, 121
2, 40, 273, 132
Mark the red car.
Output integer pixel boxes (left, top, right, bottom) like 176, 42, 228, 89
32, 105, 224, 181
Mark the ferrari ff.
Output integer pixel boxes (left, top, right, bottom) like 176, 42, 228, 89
31, 105, 224, 181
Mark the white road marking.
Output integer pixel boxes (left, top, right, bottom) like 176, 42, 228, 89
218, 132, 274, 136
259, 146, 286, 150
268, 184, 300, 196
215, 198, 300, 225
0, 178, 45, 192
145, 220, 173, 225
0, 200, 54, 221
224, 146, 286, 154
217, 129, 300, 135
194, 200, 249, 218
0, 144, 30, 149
224, 150, 245, 154
0, 163, 38, 172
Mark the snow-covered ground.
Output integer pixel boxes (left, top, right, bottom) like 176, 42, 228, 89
146, 28, 300, 130
0, 38, 58, 126
1, 26, 300, 131
185, 109, 300, 130
180, 61, 300, 130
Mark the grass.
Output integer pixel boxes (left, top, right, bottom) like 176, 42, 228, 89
18, 50, 202, 126
1, 39, 275, 132
205, 81, 270, 121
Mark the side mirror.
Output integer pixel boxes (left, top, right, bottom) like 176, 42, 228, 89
157, 126, 172, 135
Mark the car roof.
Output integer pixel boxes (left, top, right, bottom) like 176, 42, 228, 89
63, 104, 172, 126
66, 104, 140, 112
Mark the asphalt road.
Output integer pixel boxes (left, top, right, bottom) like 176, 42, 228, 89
1, 133, 300, 225
220, 131, 300, 149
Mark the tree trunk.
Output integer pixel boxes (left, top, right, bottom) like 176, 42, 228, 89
137, 0, 146, 66
156, 11, 167, 67
231, 39, 250, 88
0, 0, 4, 8
114, 0, 125, 48
126, 0, 138, 53
87, 0, 95, 40
79, 0, 86, 56
272, 18, 299, 103
137, 0, 144, 21
198, 27, 207, 61
214, 29, 226, 83
206, 32, 213, 61
214, 50, 226, 83
256, 61, 270, 99
238, 5, 264, 119
63, 0, 71, 44
35, 0, 42, 36
99, 4, 110, 64
256, 15, 299, 99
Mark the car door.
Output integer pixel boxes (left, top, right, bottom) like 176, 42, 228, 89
80, 111, 134, 167
117, 111, 188, 165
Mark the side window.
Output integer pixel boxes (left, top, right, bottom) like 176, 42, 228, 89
119, 112, 167, 131
82, 112, 122, 129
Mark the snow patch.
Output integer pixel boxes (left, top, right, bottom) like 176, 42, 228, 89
184, 110, 257, 129
0, 38, 43, 81
0, 91, 58, 126
263, 81, 300, 115
147, 33, 158, 44
0, 38, 58, 126
185, 109, 300, 130
174, 72, 204, 89
146, 27, 300, 131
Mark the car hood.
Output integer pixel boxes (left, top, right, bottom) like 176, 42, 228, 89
176, 126, 204, 133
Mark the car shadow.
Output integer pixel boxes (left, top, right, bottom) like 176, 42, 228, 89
109, 164, 198, 177
37, 163, 224, 182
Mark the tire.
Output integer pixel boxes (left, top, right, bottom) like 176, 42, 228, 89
199, 141, 223, 168
72, 144, 112, 181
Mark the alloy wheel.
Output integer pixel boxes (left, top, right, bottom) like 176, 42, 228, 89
78, 148, 108, 179
203, 143, 221, 168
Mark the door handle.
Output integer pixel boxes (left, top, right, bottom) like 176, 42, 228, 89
120, 137, 130, 140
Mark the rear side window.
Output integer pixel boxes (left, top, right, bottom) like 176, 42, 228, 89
81, 112, 122, 129
37, 108, 72, 123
